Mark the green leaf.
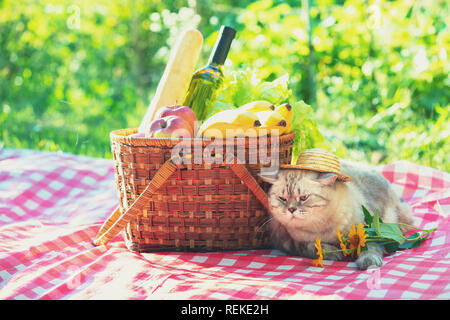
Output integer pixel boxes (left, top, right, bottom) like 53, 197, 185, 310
384, 241, 400, 253
362, 205, 373, 225
213, 69, 291, 113
399, 232, 423, 249
290, 100, 328, 164
364, 227, 378, 237
379, 223, 406, 244
372, 210, 381, 236
256, 73, 292, 105
383, 232, 423, 252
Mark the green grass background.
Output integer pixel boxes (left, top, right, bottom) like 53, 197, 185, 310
0, 0, 448, 171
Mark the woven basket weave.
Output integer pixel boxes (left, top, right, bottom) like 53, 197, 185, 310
94, 128, 294, 252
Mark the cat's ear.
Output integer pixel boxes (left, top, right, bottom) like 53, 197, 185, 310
317, 172, 338, 186
258, 173, 278, 185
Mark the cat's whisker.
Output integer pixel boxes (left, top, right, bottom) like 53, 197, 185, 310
256, 216, 275, 231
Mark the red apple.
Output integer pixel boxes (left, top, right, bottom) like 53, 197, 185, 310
147, 115, 193, 139
154, 105, 197, 134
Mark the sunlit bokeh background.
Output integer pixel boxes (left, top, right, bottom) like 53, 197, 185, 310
0, 0, 448, 171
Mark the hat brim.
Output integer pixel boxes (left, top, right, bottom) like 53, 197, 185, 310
279, 164, 352, 182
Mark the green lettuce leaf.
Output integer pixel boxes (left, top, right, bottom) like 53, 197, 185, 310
290, 100, 328, 164
207, 68, 328, 161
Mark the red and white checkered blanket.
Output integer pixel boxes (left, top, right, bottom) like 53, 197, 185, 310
1, 148, 449, 300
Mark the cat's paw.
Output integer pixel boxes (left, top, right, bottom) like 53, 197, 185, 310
356, 252, 383, 270
324, 251, 345, 261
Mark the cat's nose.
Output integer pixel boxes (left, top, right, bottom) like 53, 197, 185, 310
288, 207, 296, 213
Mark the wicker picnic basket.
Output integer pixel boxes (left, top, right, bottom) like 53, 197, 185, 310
93, 128, 295, 252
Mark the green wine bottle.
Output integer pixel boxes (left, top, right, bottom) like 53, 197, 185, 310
183, 25, 236, 121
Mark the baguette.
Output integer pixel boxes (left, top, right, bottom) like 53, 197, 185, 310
138, 29, 203, 134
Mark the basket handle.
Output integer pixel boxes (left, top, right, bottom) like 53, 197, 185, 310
93, 157, 178, 246
229, 161, 270, 212
93, 154, 270, 246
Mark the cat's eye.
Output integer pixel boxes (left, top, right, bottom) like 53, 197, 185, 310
278, 196, 287, 202
300, 195, 309, 201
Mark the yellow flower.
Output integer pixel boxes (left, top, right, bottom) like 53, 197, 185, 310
312, 237, 324, 267
336, 228, 351, 256
348, 223, 368, 256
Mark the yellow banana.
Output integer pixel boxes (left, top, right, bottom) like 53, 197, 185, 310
238, 100, 275, 112
200, 123, 263, 138
255, 110, 286, 127
214, 109, 260, 127
275, 103, 293, 125
198, 109, 261, 138
255, 126, 286, 136
254, 110, 288, 136
274, 103, 293, 134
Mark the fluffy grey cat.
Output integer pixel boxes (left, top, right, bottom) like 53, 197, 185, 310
259, 160, 414, 270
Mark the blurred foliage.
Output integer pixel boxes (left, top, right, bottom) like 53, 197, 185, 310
0, 0, 449, 171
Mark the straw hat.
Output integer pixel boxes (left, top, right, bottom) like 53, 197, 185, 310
280, 148, 352, 182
